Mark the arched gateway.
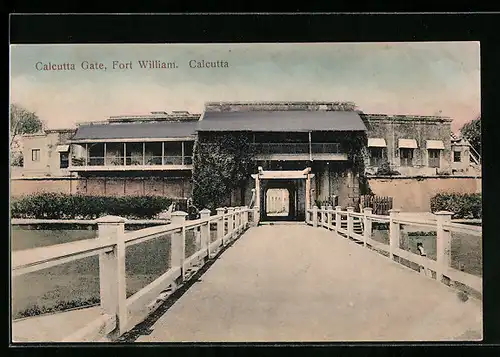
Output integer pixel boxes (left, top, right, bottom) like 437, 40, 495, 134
251, 167, 313, 222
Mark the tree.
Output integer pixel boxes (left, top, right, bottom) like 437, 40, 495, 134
10, 104, 44, 149
459, 116, 481, 155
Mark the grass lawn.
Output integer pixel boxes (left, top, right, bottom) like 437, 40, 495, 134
370, 225, 482, 277
11, 225, 219, 319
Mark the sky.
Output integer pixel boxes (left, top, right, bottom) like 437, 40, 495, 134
10, 42, 480, 133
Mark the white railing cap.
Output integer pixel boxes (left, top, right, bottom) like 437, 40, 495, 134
171, 211, 188, 216
200, 208, 211, 214
216, 207, 226, 211
434, 211, 454, 216
95, 215, 127, 224
346, 207, 354, 211
335, 206, 342, 209
388, 209, 401, 213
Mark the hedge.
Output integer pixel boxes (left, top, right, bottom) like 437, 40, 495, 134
10, 193, 173, 219
430, 193, 482, 219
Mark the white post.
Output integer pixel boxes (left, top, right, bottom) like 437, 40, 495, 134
243, 206, 249, 228
234, 207, 241, 235
327, 205, 333, 230
171, 211, 187, 282
253, 206, 260, 226
347, 207, 354, 239
200, 208, 211, 262
389, 209, 401, 261
312, 206, 318, 227
363, 207, 373, 248
227, 207, 235, 241
215, 208, 225, 254
96, 215, 128, 336
435, 211, 453, 283
335, 206, 342, 234
321, 205, 327, 228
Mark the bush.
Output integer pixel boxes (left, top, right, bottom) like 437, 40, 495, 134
10, 193, 173, 220
430, 192, 482, 219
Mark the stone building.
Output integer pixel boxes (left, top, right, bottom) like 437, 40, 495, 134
13, 129, 75, 178
11, 101, 481, 219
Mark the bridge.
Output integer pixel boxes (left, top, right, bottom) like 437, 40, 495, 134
11, 206, 482, 342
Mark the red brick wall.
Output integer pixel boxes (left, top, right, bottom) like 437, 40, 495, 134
10, 177, 192, 199
368, 176, 481, 212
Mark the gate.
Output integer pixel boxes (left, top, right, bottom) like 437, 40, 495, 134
359, 195, 393, 215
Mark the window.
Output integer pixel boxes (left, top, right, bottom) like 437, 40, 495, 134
399, 148, 413, 166
31, 149, 40, 162
369, 147, 385, 166
60, 152, 69, 168
428, 149, 440, 168
453, 151, 461, 162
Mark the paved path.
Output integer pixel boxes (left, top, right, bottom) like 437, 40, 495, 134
137, 224, 482, 342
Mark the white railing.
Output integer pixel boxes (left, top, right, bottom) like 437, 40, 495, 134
11, 205, 260, 342
306, 205, 482, 296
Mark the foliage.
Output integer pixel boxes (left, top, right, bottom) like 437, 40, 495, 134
10, 151, 24, 167
192, 133, 255, 211
16, 297, 100, 319
375, 159, 401, 176
337, 131, 373, 195
10, 193, 173, 219
430, 192, 482, 219
459, 116, 481, 155
10, 104, 44, 148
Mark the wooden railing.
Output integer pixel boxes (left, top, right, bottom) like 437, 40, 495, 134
11, 206, 259, 342
305, 205, 482, 296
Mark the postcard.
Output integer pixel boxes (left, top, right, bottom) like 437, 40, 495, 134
10, 41, 482, 343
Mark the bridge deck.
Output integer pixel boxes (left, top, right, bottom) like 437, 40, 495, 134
135, 224, 482, 342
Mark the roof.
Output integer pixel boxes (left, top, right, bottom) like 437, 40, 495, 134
71, 121, 198, 141
197, 111, 367, 132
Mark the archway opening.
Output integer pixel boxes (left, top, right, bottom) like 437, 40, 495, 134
265, 188, 290, 217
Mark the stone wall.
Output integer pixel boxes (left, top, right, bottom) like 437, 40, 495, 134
367, 176, 482, 212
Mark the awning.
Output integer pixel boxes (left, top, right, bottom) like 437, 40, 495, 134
367, 138, 387, 148
426, 140, 445, 150
56, 145, 70, 152
398, 139, 418, 149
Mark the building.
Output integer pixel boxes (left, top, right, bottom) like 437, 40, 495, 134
13, 129, 75, 178
12, 101, 481, 218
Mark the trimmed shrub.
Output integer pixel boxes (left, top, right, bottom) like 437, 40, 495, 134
430, 193, 482, 219
10, 193, 173, 220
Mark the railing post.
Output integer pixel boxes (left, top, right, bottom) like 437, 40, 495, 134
216, 207, 225, 253
227, 207, 235, 241
200, 208, 211, 262
171, 211, 188, 282
96, 215, 127, 336
327, 205, 333, 230
252, 206, 260, 226
347, 207, 354, 239
388, 209, 401, 261
235, 207, 241, 234
312, 206, 318, 227
335, 206, 342, 234
321, 205, 327, 228
435, 211, 454, 283
363, 207, 373, 248
243, 206, 249, 228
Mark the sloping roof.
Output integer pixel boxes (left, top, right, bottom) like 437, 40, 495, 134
197, 111, 367, 132
71, 121, 198, 140
426, 140, 445, 149
367, 138, 387, 147
398, 139, 418, 149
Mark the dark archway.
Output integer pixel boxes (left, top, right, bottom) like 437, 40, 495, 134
260, 179, 299, 222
